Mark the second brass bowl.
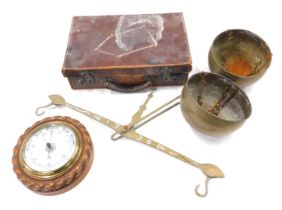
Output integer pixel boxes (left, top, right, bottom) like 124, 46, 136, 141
181, 72, 252, 136
208, 29, 272, 87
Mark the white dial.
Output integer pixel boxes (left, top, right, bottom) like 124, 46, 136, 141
23, 124, 78, 172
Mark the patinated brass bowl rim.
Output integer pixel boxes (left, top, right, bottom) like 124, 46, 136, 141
184, 72, 252, 122
210, 29, 272, 79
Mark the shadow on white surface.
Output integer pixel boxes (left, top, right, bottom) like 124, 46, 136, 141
189, 126, 231, 145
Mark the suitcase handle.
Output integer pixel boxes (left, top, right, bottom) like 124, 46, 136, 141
105, 80, 152, 92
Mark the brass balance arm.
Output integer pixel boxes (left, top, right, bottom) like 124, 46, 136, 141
35, 94, 224, 197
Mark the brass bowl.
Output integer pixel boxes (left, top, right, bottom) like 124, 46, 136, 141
208, 29, 272, 87
181, 72, 252, 136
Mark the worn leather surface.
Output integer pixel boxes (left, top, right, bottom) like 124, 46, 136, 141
62, 13, 192, 90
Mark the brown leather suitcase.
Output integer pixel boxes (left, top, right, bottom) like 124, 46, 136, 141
62, 13, 192, 92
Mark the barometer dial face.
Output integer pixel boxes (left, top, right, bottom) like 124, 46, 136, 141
23, 123, 78, 173
12, 116, 94, 195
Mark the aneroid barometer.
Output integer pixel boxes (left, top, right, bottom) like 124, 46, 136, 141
12, 116, 93, 195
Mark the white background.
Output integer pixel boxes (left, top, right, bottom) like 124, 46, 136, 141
0, 0, 281, 209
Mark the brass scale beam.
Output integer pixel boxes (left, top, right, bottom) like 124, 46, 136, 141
36, 93, 224, 197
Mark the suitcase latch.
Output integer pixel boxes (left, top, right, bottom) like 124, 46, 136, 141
160, 67, 177, 82
79, 72, 95, 85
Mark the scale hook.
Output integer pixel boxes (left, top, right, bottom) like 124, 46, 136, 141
35, 103, 53, 116
195, 177, 211, 197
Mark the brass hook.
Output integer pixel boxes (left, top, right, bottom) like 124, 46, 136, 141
35, 103, 53, 116
35, 95, 67, 116
195, 177, 211, 197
